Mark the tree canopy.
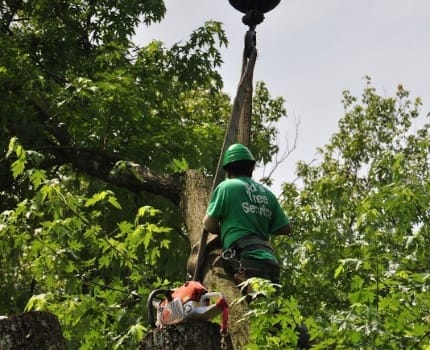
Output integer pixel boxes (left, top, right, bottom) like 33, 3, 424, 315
246, 79, 429, 349
1, 0, 429, 349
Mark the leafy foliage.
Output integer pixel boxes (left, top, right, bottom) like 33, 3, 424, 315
250, 81, 287, 165
270, 79, 430, 349
2, 139, 172, 349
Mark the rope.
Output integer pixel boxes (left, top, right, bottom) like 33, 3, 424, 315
192, 45, 258, 282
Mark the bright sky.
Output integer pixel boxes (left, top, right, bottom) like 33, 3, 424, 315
135, 0, 430, 194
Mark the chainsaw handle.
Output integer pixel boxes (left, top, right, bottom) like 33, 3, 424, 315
147, 289, 173, 328
200, 292, 223, 304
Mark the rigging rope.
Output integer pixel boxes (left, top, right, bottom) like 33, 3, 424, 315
192, 33, 258, 282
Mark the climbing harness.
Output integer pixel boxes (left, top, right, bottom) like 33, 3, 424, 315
221, 235, 275, 264
147, 281, 229, 334
218, 235, 281, 285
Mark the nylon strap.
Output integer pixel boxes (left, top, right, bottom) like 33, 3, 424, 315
233, 235, 274, 253
192, 45, 258, 282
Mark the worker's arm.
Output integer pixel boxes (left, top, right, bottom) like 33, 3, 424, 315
203, 214, 221, 235
275, 223, 292, 236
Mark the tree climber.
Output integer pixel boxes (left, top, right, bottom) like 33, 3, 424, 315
203, 143, 292, 286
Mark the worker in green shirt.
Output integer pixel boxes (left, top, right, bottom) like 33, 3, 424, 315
203, 143, 291, 284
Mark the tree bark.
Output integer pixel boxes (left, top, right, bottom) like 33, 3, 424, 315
204, 267, 251, 350
140, 321, 233, 350
0, 311, 66, 350
44, 147, 183, 205
179, 169, 212, 248
180, 170, 251, 350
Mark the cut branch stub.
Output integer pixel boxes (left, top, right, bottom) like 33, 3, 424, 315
140, 320, 233, 350
0, 311, 66, 350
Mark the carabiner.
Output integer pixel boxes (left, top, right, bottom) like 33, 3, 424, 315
222, 248, 236, 260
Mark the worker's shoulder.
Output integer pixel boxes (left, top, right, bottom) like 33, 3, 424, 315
217, 178, 239, 189
223, 177, 253, 187
215, 177, 248, 192
224, 178, 275, 194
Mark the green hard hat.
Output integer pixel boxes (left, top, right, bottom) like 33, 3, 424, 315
222, 143, 255, 167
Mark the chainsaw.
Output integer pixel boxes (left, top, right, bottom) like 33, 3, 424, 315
147, 281, 228, 334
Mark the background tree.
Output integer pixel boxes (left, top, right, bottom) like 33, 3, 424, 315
243, 79, 430, 349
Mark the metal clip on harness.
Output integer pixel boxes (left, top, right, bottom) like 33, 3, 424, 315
221, 248, 236, 260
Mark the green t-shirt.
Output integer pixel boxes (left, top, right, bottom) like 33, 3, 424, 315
206, 177, 290, 262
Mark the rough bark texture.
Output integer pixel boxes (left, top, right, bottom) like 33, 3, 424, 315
0, 311, 66, 350
44, 147, 182, 205
140, 321, 233, 350
179, 170, 251, 350
204, 267, 251, 350
179, 169, 212, 248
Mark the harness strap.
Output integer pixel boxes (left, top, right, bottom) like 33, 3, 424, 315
233, 235, 274, 254
229, 257, 279, 270
228, 257, 281, 285
216, 297, 229, 335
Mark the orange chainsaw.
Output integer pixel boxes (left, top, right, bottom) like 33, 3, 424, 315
147, 281, 228, 334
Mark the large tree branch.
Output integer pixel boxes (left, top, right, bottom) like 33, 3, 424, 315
4, 99, 183, 205
39, 146, 182, 205
4, 96, 183, 204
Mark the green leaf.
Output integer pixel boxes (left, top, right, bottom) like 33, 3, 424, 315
108, 195, 122, 209
85, 191, 109, 207
334, 264, 344, 279
29, 169, 46, 188
6, 136, 17, 158
25, 294, 50, 311
143, 230, 152, 249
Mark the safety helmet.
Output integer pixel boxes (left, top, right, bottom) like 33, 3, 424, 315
222, 143, 255, 168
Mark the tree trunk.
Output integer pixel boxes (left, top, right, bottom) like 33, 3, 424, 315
179, 169, 212, 248
0, 311, 66, 350
140, 320, 233, 350
180, 170, 251, 349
